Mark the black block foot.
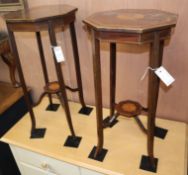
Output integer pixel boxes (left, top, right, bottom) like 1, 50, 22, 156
88, 146, 108, 162
155, 126, 168, 139
30, 128, 46, 139
140, 155, 158, 173
103, 116, 118, 128
46, 103, 60, 111
78, 106, 93, 116
64, 136, 82, 148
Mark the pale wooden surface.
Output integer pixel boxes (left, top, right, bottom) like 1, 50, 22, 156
83, 9, 177, 33
1, 97, 187, 175
1, 0, 188, 123
0, 82, 23, 114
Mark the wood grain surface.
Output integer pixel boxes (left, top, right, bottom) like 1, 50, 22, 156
3, 5, 77, 23
83, 9, 177, 33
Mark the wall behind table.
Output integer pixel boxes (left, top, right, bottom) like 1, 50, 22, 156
0, 0, 188, 123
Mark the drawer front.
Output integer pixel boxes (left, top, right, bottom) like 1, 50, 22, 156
20, 162, 56, 175
11, 145, 80, 175
80, 168, 105, 175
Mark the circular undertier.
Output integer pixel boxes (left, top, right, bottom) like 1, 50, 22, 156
44, 81, 60, 93
115, 100, 142, 117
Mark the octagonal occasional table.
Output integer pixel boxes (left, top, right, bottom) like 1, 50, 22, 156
4, 5, 92, 147
83, 9, 177, 172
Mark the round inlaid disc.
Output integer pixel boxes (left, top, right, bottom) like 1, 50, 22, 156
44, 81, 60, 93
115, 100, 142, 117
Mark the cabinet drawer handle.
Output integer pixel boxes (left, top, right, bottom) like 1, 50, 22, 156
41, 163, 59, 174
41, 162, 49, 170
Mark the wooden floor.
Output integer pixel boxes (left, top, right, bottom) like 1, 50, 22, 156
1, 97, 187, 175
0, 82, 23, 114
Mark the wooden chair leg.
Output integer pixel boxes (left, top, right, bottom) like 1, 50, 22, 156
1, 53, 20, 88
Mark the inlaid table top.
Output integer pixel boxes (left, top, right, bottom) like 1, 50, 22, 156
3, 5, 77, 23
83, 9, 178, 33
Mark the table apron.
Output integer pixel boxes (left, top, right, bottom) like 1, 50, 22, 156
93, 28, 172, 44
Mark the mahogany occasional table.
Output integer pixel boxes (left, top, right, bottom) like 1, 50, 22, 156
4, 5, 92, 147
83, 9, 177, 172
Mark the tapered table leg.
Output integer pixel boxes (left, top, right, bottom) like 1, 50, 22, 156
147, 32, 164, 167
102, 43, 118, 128
48, 21, 76, 137
91, 30, 104, 158
36, 32, 53, 107
109, 43, 117, 117
69, 22, 85, 107
7, 28, 36, 132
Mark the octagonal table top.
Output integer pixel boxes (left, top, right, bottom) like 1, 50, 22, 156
3, 5, 77, 23
83, 9, 178, 33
